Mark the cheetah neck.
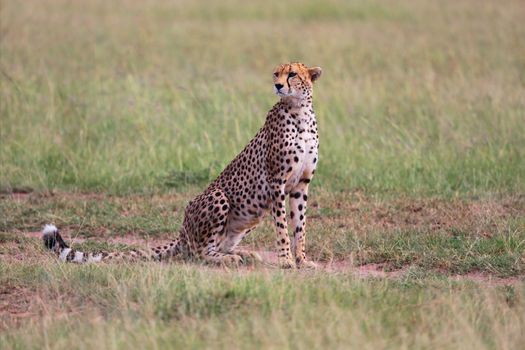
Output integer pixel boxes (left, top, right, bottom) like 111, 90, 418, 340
280, 95, 313, 110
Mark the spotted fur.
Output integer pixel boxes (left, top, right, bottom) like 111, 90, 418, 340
42, 62, 322, 268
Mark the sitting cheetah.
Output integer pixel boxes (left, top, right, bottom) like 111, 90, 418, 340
43, 62, 322, 268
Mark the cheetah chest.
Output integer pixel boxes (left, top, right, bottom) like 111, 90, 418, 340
285, 114, 318, 193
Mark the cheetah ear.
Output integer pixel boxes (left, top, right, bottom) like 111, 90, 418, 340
308, 67, 322, 82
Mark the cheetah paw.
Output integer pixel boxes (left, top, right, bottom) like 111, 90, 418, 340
296, 259, 318, 269
278, 256, 296, 269
220, 254, 243, 267
235, 250, 263, 265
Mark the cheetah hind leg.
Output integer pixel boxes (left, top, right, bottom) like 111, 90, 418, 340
232, 249, 263, 265
203, 250, 243, 267
202, 250, 261, 266
194, 189, 260, 267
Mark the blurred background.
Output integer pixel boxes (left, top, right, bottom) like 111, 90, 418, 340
1, 0, 524, 195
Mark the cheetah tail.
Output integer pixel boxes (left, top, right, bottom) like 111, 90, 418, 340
42, 225, 105, 263
150, 237, 183, 261
42, 225, 181, 263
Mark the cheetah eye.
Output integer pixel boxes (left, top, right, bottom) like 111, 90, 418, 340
288, 72, 297, 78
273, 72, 279, 77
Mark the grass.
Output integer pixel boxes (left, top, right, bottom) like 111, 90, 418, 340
0, 191, 523, 348
1, 263, 525, 349
1, 0, 524, 195
1, 0, 525, 348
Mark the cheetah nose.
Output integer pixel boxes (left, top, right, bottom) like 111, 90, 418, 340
275, 84, 284, 91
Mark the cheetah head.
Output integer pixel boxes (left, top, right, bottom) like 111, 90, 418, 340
273, 62, 322, 100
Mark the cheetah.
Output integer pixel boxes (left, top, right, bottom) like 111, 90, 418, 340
42, 62, 322, 269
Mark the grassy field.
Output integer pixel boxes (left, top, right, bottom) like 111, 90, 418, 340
1, 262, 524, 349
1, 0, 525, 349
1, 0, 524, 195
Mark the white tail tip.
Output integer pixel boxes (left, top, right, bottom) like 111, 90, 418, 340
42, 224, 58, 236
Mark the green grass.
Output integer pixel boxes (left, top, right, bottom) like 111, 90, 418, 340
1, 263, 524, 349
358, 227, 525, 277
0, 193, 186, 237
1, 0, 524, 195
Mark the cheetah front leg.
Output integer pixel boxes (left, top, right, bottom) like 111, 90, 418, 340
270, 180, 295, 268
290, 177, 317, 269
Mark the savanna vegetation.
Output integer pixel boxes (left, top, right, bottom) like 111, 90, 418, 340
1, 0, 524, 348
